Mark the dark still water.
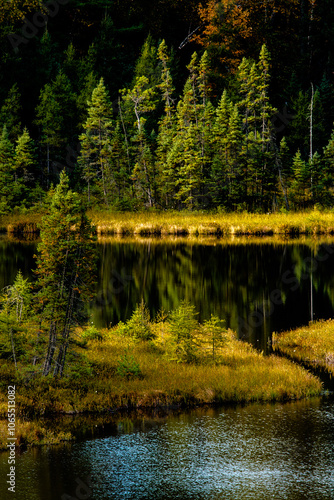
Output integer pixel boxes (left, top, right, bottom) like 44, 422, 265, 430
2, 235, 334, 350
1, 397, 334, 500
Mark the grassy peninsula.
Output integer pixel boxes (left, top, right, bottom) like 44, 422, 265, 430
273, 319, 334, 377
0, 303, 322, 450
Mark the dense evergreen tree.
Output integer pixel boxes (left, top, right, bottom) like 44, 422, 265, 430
0, 84, 22, 141
78, 78, 113, 205
13, 128, 38, 207
0, 126, 14, 213
34, 171, 96, 377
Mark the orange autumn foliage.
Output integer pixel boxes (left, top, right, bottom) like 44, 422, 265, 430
195, 0, 252, 72
195, 0, 305, 73
0, 1, 42, 25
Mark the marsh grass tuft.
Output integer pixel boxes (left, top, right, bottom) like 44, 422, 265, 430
4, 209, 334, 237
273, 319, 334, 376
90, 209, 334, 236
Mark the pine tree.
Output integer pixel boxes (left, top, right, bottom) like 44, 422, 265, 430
163, 51, 215, 209
0, 125, 14, 213
237, 45, 276, 210
34, 171, 96, 377
78, 78, 113, 205
134, 35, 160, 89
35, 83, 62, 182
174, 122, 203, 209
214, 89, 232, 155
210, 89, 232, 206
258, 45, 275, 151
14, 128, 36, 183
290, 150, 310, 209
226, 104, 244, 206
108, 121, 131, 206
156, 40, 177, 206
35, 72, 77, 184
0, 83, 22, 141
122, 76, 156, 206
13, 128, 37, 206
276, 136, 291, 210
287, 90, 310, 156
77, 71, 99, 127
157, 40, 174, 121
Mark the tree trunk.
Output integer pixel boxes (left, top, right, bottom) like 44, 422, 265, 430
43, 320, 57, 376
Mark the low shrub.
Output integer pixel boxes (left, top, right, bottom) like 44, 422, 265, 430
116, 353, 142, 379
82, 325, 103, 342
118, 301, 155, 341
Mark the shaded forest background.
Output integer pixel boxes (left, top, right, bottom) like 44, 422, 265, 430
1, 0, 334, 212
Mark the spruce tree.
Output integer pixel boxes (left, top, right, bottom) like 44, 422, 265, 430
35, 83, 62, 182
156, 40, 177, 206
13, 128, 37, 206
122, 76, 156, 206
134, 35, 160, 89
0, 83, 22, 141
78, 78, 113, 205
290, 150, 310, 209
35, 71, 77, 184
0, 125, 14, 213
14, 128, 36, 184
34, 171, 96, 377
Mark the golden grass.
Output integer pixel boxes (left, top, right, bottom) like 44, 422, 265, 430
273, 319, 334, 376
3, 209, 334, 237
0, 419, 73, 450
89, 209, 334, 236
0, 213, 41, 234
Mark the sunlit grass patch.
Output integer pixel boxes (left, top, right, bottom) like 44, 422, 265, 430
0, 418, 73, 450
273, 319, 334, 376
89, 209, 334, 237
4, 208, 334, 237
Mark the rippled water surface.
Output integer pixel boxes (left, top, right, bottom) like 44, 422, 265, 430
1, 398, 334, 499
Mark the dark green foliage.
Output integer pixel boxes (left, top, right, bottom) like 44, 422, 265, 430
118, 301, 154, 341
168, 301, 199, 363
0, 2, 334, 212
0, 83, 22, 141
34, 171, 97, 377
82, 325, 103, 342
116, 353, 142, 379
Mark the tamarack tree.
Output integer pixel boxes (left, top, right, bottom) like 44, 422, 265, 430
34, 171, 96, 377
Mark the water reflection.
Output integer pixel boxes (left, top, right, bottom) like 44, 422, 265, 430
1, 398, 333, 499
91, 237, 334, 351
2, 236, 334, 351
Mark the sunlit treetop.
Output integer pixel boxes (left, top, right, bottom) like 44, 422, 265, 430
0, 0, 42, 25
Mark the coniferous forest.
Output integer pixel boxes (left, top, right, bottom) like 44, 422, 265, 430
1, 0, 334, 213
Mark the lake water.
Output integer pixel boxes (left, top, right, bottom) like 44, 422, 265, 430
2, 235, 334, 350
1, 235, 334, 500
0, 397, 334, 500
